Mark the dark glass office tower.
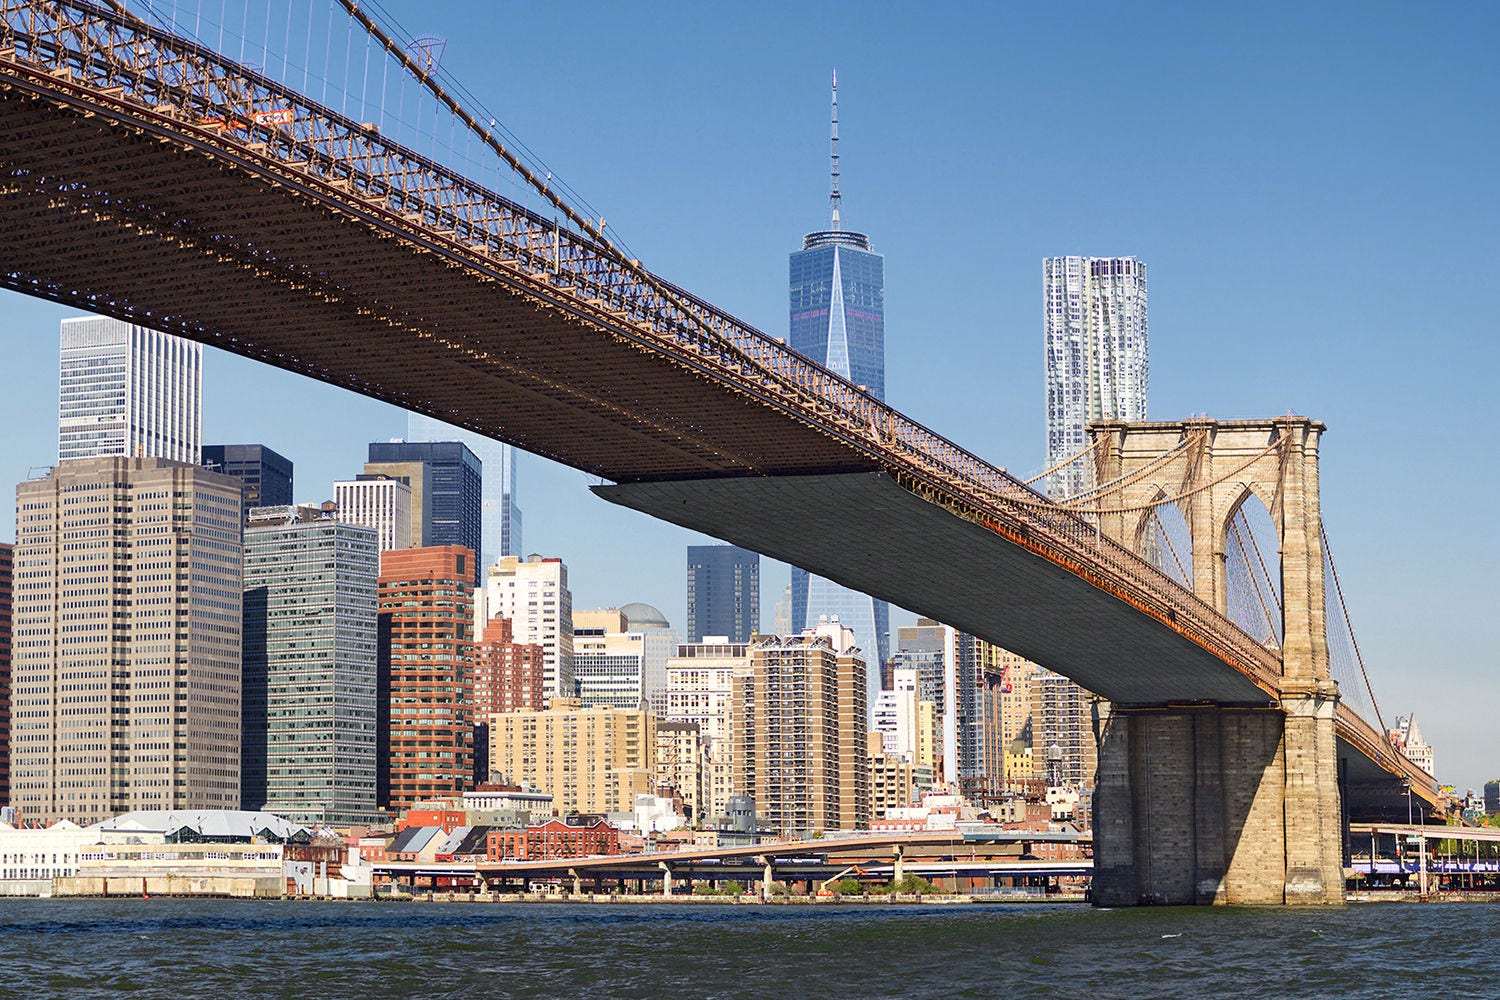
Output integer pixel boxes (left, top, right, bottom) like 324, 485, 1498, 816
686, 544, 760, 643
241, 506, 380, 825
407, 413, 523, 567
202, 444, 294, 520
788, 72, 890, 682
366, 440, 482, 583
789, 232, 885, 401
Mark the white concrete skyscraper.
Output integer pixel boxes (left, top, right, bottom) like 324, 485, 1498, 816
334, 476, 414, 551
1043, 257, 1148, 499
58, 316, 202, 465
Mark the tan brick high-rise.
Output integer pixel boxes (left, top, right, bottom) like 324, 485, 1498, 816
12, 458, 242, 825
0, 541, 12, 807
733, 620, 868, 836
488, 698, 654, 816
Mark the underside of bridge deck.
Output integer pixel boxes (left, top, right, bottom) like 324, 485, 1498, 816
598, 471, 1273, 706
0, 77, 875, 483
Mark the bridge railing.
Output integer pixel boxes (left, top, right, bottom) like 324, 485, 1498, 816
0, 0, 1283, 695
1336, 703, 1439, 799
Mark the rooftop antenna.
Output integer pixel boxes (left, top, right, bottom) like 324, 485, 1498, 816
829, 69, 841, 230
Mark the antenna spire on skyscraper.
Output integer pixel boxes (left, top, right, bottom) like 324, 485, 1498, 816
830, 69, 841, 231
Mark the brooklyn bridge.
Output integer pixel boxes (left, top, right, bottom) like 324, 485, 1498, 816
0, 0, 1438, 904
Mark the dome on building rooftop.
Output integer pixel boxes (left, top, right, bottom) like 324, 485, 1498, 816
619, 602, 670, 629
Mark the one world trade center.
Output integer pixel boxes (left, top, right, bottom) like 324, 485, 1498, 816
787, 71, 890, 683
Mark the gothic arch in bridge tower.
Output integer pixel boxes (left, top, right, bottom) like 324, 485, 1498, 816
1088, 418, 1315, 650
1133, 488, 1194, 591
1086, 417, 1345, 906
1221, 486, 1284, 649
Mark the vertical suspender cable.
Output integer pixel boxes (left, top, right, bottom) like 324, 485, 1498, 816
331, 0, 784, 416
1322, 525, 1386, 736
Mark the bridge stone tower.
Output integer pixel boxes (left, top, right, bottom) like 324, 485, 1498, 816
1087, 417, 1343, 905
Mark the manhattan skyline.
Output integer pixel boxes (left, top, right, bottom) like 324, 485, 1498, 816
0, 1, 1495, 790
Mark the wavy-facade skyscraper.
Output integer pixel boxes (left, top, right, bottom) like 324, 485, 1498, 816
1043, 256, 1148, 499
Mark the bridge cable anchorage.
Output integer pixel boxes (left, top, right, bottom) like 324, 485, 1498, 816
1322, 524, 1388, 737
1004, 434, 1291, 516
333, 0, 799, 434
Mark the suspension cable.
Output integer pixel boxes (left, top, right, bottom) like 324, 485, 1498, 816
1022, 437, 1105, 486
335, 1, 614, 254
331, 0, 909, 473
1238, 503, 1282, 613
1230, 516, 1279, 642
1322, 524, 1386, 735
1003, 435, 1288, 515
1147, 506, 1192, 586
1065, 430, 1205, 507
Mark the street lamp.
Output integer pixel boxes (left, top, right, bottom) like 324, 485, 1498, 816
1403, 778, 1413, 827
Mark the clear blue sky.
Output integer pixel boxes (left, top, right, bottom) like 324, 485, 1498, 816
1, 1, 1495, 789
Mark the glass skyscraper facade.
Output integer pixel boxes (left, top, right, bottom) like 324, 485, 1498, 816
1043, 256, 1148, 499
686, 544, 760, 643
788, 225, 890, 684
789, 232, 886, 401
242, 507, 381, 825
406, 413, 522, 568
202, 443, 293, 521
366, 440, 483, 584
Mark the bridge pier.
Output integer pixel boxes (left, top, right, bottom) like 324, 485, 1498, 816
1092, 690, 1342, 906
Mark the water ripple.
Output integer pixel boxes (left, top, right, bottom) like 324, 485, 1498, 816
0, 898, 1489, 998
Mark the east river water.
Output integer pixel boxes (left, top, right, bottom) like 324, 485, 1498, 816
0, 898, 1489, 998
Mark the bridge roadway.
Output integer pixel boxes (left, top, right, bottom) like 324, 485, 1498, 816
0, 1, 1433, 808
